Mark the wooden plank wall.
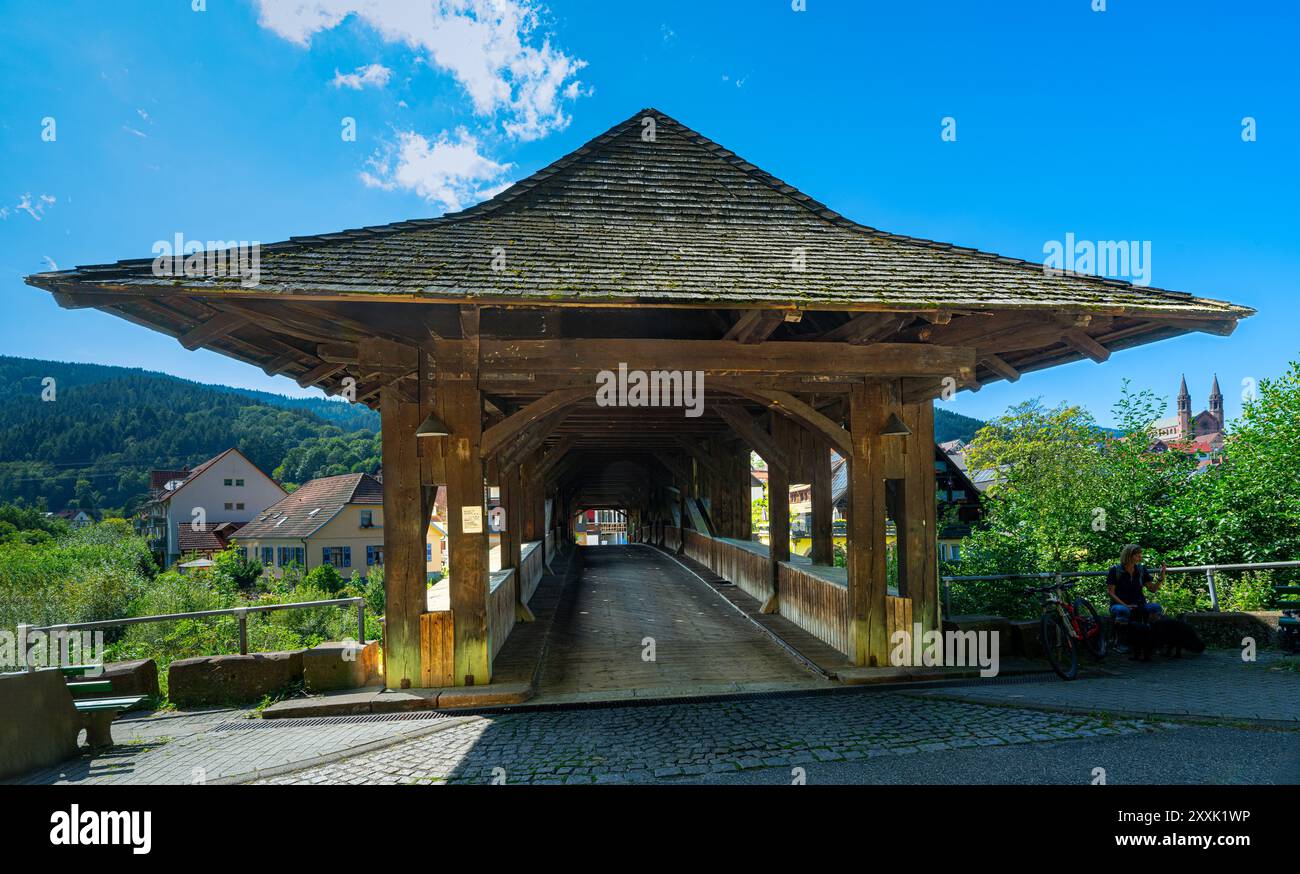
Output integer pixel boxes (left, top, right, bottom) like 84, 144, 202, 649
683, 529, 715, 568
775, 562, 915, 661
777, 562, 851, 657
420, 611, 455, 688
710, 538, 774, 604
489, 573, 517, 661
519, 543, 545, 604
663, 525, 682, 552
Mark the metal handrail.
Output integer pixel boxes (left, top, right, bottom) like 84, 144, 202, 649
939, 560, 1300, 617
22, 596, 366, 657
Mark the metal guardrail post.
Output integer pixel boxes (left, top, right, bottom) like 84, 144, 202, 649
16, 623, 31, 671
1206, 568, 1219, 612
235, 609, 248, 655
940, 578, 951, 619
357, 602, 367, 644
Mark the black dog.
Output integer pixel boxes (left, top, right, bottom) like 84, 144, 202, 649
1126, 621, 1155, 661
1151, 618, 1206, 657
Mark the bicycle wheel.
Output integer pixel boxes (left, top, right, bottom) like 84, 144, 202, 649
1040, 611, 1079, 680
1075, 597, 1108, 660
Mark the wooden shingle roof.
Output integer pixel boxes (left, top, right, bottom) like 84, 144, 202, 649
28, 108, 1249, 318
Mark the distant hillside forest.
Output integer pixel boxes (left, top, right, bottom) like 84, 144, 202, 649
0, 356, 984, 515
0, 357, 380, 514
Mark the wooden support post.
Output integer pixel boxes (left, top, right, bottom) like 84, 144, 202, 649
810, 438, 834, 565
904, 400, 939, 636
764, 460, 790, 614
502, 462, 533, 621
848, 381, 889, 667
436, 340, 491, 687
378, 391, 425, 690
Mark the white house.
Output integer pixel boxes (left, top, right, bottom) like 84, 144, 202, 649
139, 448, 286, 567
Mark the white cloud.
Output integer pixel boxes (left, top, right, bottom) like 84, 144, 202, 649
4, 193, 56, 221
360, 127, 511, 213
254, 0, 586, 140
331, 62, 393, 89
122, 125, 148, 138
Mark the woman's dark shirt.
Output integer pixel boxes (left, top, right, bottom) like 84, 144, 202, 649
1107, 563, 1152, 607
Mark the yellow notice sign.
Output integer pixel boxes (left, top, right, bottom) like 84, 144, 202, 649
461, 506, 484, 534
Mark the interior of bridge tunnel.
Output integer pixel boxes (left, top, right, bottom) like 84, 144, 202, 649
25, 108, 1251, 694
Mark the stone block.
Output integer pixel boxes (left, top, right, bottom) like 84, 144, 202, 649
167, 651, 304, 707
98, 659, 159, 705
302, 640, 381, 692
1178, 611, 1280, 649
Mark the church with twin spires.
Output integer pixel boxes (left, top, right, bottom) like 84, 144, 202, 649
1151, 375, 1226, 460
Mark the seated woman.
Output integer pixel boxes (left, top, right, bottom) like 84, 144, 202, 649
1107, 544, 1165, 653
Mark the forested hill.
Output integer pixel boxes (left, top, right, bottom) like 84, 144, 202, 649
934, 407, 986, 445
0, 356, 379, 513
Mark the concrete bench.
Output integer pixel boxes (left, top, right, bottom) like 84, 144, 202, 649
63, 668, 146, 748
73, 696, 146, 748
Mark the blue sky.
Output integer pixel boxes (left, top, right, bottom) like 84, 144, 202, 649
1, 0, 1294, 428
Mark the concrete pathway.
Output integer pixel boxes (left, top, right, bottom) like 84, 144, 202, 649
905, 650, 1300, 725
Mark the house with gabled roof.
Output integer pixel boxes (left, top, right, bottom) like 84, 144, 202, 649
234, 473, 447, 581
138, 447, 285, 568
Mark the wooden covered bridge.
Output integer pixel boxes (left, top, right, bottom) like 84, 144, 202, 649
27, 109, 1250, 692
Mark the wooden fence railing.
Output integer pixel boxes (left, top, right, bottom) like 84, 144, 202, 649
671, 528, 915, 663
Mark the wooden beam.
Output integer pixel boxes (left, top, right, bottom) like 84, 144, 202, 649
481, 387, 590, 458
479, 338, 973, 379
810, 438, 834, 566
436, 347, 491, 687
980, 352, 1021, 383
725, 387, 852, 458
295, 362, 345, 389
1061, 328, 1111, 363
536, 435, 579, 480
819, 313, 912, 345
179, 312, 247, 350
848, 381, 889, 667
379, 391, 426, 690
714, 405, 788, 475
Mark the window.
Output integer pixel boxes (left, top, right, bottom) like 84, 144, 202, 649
426, 543, 432, 563
367, 545, 384, 566
224, 502, 234, 511
322, 546, 351, 568
278, 546, 304, 567
360, 510, 373, 528
950, 544, 961, 562
235, 478, 245, 487
236, 503, 245, 511
224, 478, 233, 486
261, 547, 274, 566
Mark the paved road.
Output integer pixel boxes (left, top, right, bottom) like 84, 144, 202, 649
906, 650, 1300, 725
533, 545, 827, 702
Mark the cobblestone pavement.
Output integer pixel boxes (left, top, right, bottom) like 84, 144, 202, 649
255, 691, 1169, 785
9, 710, 473, 785
905, 650, 1300, 724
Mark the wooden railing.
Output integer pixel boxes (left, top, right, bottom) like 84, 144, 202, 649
488, 571, 516, 661
663, 525, 682, 552
672, 528, 915, 662
518, 541, 545, 604
778, 561, 851, 656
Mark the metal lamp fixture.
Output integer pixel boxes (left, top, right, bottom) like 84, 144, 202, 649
415, 411, 451, 438
880, 413, 911, 437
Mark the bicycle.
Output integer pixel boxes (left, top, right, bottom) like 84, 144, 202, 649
1025, 580, 1108, 680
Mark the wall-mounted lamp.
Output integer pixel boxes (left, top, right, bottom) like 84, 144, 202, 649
415, 411, 451, 438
